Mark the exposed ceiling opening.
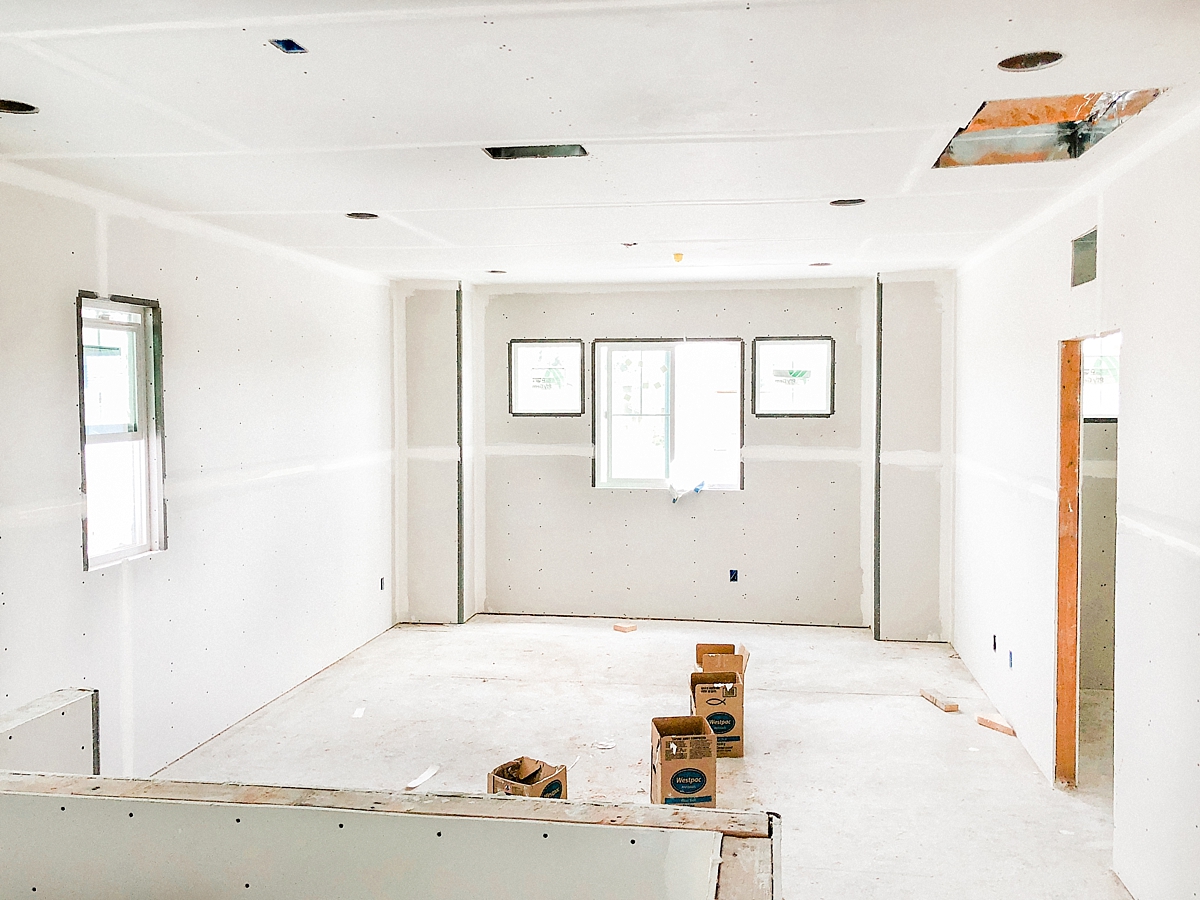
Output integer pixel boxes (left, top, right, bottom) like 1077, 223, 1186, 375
997, 51, 1063, 72
269, 39, 307, 54
935, 90, 1162, 168
0, 99, 39, 114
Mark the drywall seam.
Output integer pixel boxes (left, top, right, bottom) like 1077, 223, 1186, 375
478, 277, 874, 300
0, 160, 384, 286
878, 450, 943, 467
456, 284, 465, 625
744, 446, 864, 462
956, 456, 1056, 502
939, 271, 957, 643
408, 447, 460, 461
469, 289, 489, 620
485, 444, 595, 457
873, 277, 883, 639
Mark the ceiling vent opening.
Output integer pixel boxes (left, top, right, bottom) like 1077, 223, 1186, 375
0, 99, 39, 114
484, 145, 587, 159
998, 51, 1063, 72
1072, 229, 1098, 287
935, 90, 1161, 167
270, 39, 307, 54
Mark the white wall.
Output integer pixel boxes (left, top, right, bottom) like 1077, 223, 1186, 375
0, 173, 394, 777
954, 122, 1200, 898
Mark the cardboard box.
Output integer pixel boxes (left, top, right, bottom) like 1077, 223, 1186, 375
488, 757, 567, 799
690, 671, 744, 758
695, 643, 749, 675
650, 716, 717, 808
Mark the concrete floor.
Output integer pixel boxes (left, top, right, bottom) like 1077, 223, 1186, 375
159, 615, 1128, 899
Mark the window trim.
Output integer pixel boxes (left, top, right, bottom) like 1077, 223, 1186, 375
751, 335, 836, 418
591, 337, 744, 491
77, 291, 168, 570
507, 338, 586, 417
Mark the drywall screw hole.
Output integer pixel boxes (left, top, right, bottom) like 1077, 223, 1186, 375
338, 823, 343, 828
631, 839, 636, 844
60, 807, 65, 811
543, 833, 548, 838
128, 812, 134, 818
235, 818, 241, 823
436, 831, 442, 837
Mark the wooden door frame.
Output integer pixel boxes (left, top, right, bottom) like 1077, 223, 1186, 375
1055, 340, 1083, 785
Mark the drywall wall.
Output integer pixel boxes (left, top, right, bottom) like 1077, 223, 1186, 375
877, 277, 952, 641
0, 689, 98, 776
481, 284, 873, 625
403, 286, 461, 624
1080, 421, 1117, 692
0, 175, 393, 777
955, 119, 1200, 899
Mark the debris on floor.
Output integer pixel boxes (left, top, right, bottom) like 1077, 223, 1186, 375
977, 713, 1017, 737
920, 689, 959, 712
404, 764, 439, 790
613, 623, 638, 633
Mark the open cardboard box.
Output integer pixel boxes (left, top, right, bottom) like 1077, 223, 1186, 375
695, 643, 749, 675
650, 716, 716, 808
690, 671, 744, 758
488, 756, 567, 799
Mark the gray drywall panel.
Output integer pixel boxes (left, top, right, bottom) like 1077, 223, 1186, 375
483, 285, 868, 625
878, 465, 942, 641
1, 790, 722, 900
1080, 422, 1117, 691
0, 690, 98, 775
486, 455, 861, 625
880, 281, 941, 453
406, 289, 459, 448
406, 459, 459, 623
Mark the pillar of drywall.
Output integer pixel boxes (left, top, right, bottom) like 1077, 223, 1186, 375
877, 277, 952, 641
0, 690, 98, 775
403, 285, 461, 623
482, 283, 867, 625
1079, 421, 1116, 691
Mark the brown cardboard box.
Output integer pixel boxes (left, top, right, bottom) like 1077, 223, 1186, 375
695, 643, 749, 675
650, 716, 717, 808
487, 757, 567, 799
690, 671, 744, 758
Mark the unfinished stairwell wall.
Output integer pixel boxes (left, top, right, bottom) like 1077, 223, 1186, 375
954, 116, 1200, 900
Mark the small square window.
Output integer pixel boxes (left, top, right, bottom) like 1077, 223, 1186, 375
752, 337, 835, 416
509, 340, 585, 416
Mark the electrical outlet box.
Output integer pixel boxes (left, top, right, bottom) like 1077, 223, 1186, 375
729, 570, 738, 582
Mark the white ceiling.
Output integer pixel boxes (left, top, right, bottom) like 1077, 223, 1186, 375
2, 0, 1199, 283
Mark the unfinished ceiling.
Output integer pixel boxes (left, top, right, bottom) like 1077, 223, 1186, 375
2, 0, 1199, 283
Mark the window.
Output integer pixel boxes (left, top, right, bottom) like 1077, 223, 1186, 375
752, 337, 834, 417
509, 340, 584, 415
1081, 332, 1120, 418
77, 293, 166, 568
594, 340, 742, 491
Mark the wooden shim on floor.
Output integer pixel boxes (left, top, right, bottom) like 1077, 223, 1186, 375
977, 713, 1017, 737
919, 689, 958, 713
613, 623, 637, 633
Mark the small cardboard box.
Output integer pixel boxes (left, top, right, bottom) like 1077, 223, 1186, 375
651, 716, 717, 808
690, 671, 744, 758
488, 757, 567, 800
696, 643, 749, 675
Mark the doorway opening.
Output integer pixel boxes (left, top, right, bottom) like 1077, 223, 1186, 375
1056, 332, 1119, 800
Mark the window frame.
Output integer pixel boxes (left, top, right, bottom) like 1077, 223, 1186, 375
591, 337, 744, 491
76, 291, 167, 570
507, 338, 586, 417
751, 335, 836, 418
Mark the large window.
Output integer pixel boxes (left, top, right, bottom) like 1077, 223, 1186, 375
594, 340, 742, 491
77, 293, 166, 569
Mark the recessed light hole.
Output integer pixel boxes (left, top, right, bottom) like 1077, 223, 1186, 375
484, 144, 587, 159
0, 99, 38, 114
829, 198, 865, 207
345, 212, 378, 220
998, 51, 1063, 72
